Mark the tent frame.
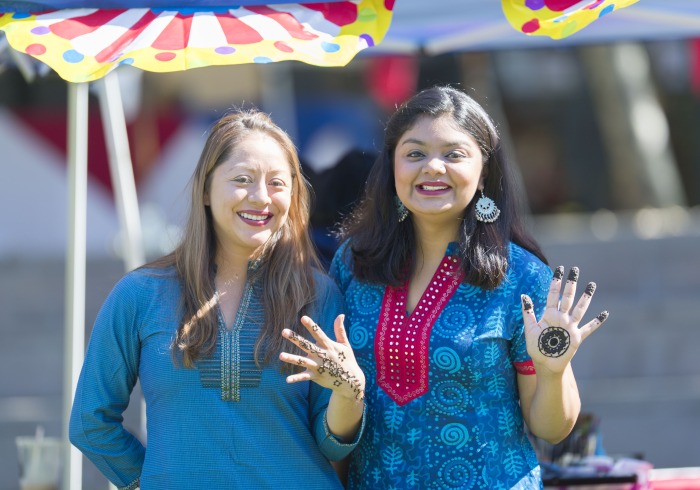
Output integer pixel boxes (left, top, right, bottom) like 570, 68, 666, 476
63, 72, 144, 490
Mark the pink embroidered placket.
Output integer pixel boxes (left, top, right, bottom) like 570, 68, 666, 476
375, 255, 464, 406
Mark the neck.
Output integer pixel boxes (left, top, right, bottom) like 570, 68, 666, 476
412, 219, 460, 275
214, 245, 254, 284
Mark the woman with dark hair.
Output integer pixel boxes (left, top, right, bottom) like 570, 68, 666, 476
324, 86, 609, 488
69, 110, 365, 489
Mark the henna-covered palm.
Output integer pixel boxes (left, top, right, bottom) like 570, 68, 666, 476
521, 266, 609, 375
280, 315, 366, 401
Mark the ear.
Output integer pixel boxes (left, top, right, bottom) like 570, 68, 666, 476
478, 165, 488, 191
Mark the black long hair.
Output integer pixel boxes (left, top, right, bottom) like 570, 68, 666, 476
338, 86, 547, 289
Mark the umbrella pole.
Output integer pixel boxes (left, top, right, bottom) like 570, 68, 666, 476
96, 70, 145, 271
63, 81, 89, 490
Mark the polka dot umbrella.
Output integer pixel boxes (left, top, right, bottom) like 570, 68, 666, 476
0, 1, 394, 82
502, 0, 639, 39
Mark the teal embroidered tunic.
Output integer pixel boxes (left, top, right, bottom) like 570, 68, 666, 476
330, 241, 551, 490
69, 266, 361, 490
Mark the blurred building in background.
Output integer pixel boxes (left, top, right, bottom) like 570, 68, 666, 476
1, 38, 700, 488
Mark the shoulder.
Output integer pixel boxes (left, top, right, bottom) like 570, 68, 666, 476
312, 269, 341, 296
329, 239, 356, 288
507, 242, 552, 293
508, 242, 548, 272
308, 268, 344, 326
109, 265, 179, 305
333, 240, 354, 268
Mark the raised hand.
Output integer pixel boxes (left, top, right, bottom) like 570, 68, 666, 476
280, 315, 365, 401
521, 266, 609, 374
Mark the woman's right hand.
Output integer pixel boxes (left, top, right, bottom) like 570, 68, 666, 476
280, 314, 365, 402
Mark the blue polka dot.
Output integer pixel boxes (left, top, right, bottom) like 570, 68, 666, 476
119, 58, 134, 65
321, 42, 340, 53
599, 5, 615, 17
253, 56, 272, 64
12, 12, 31, 19
63, 50, 84, 63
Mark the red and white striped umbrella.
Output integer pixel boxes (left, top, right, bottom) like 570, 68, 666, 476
0, 1, 394, 82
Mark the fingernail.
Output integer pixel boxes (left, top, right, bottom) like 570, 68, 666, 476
567, 267, 579, 282
553, 266, 565, 281
597, 311, 609, 322
521, 294, 533, 311
585, 282, 596, 296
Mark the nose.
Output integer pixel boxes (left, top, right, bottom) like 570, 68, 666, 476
248, 181, 272, 205
422, 156, 446, 175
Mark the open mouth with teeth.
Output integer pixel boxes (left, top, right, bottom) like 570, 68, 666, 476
417, 183, 451, 194
238, 211, 273, 226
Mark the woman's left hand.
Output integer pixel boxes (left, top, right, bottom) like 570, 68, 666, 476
522, 266, 609, 374
280, 314, 365, 401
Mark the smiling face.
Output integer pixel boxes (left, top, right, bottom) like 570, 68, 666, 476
393, 114, 485, 234
204, 131, 293, 259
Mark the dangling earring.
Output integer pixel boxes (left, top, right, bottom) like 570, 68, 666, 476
475, 190, 500, 223
394, 196, 409, 222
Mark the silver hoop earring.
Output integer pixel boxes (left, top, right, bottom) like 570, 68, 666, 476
395, 196, 409, 222
475, 190, 500, 223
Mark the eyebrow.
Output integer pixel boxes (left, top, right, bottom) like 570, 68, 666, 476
399, 137, 475, 148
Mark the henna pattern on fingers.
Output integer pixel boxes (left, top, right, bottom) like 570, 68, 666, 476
567, 267, 579, 283
521, 295, 534, 312
584, 282, 597, 296
338, 352, 346, 362
538, 327, 571, 358
596, 311, 609, 323
553, 266, 565, 281
289, 331, 322, 356
312, 323, 320, 332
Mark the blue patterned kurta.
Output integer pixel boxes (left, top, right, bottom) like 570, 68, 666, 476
330, 241, 552, 489
69, 266, 361, 490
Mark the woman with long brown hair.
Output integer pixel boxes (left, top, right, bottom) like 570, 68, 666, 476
69, 110, 365, 490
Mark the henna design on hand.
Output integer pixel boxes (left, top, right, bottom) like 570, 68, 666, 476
567, 267, 579, 283
538, 327, 571, 358
287, 327, 364, 401
312, 323, 320, 332
521, 295, 534, 312
553, 266, 565, 281
584, 282, 597, 296
596, 311, 609, 323
320, 358, 365, 401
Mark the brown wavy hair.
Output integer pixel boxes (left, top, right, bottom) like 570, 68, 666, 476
338, 86, 547, 289
149, 110, 320, 367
